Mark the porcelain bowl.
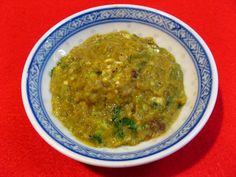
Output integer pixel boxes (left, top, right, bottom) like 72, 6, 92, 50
21, 4, 218, 167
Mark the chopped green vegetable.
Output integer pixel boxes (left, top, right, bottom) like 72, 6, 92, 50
59, 63, 68, 69
90, 133, 102, 144
166, 96, 173, 106
137, 60, 148, 71
116, 129, 124, 139
135, 95, 143, 103
50, 68, 55, 77
112, 105, 122, 122
121, 117, 137, 131
151, 102, 160, 109
114, 117, 136, 139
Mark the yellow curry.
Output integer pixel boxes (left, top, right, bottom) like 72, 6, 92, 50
50, 31, 186, 148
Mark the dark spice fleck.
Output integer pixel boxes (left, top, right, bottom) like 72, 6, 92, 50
96, 71, 102, 75
131, 70, 138, 79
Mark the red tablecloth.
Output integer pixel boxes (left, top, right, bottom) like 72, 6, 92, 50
0, 0, 235, 176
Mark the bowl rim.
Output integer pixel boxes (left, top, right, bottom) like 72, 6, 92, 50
21, 4, 218, 168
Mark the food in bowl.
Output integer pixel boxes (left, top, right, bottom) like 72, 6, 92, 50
50, 31, 187, 148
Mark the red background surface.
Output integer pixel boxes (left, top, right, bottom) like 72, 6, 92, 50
0, 0, 236, 176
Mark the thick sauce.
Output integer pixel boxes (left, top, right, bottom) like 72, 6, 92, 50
50, 31, 187, 148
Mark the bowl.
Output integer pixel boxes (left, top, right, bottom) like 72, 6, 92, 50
21, 4, 218, 167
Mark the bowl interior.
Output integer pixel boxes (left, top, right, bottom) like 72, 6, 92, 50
41, 22, 198, 153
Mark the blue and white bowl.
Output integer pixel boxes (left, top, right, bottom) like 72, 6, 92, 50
21, 4, 218, 167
